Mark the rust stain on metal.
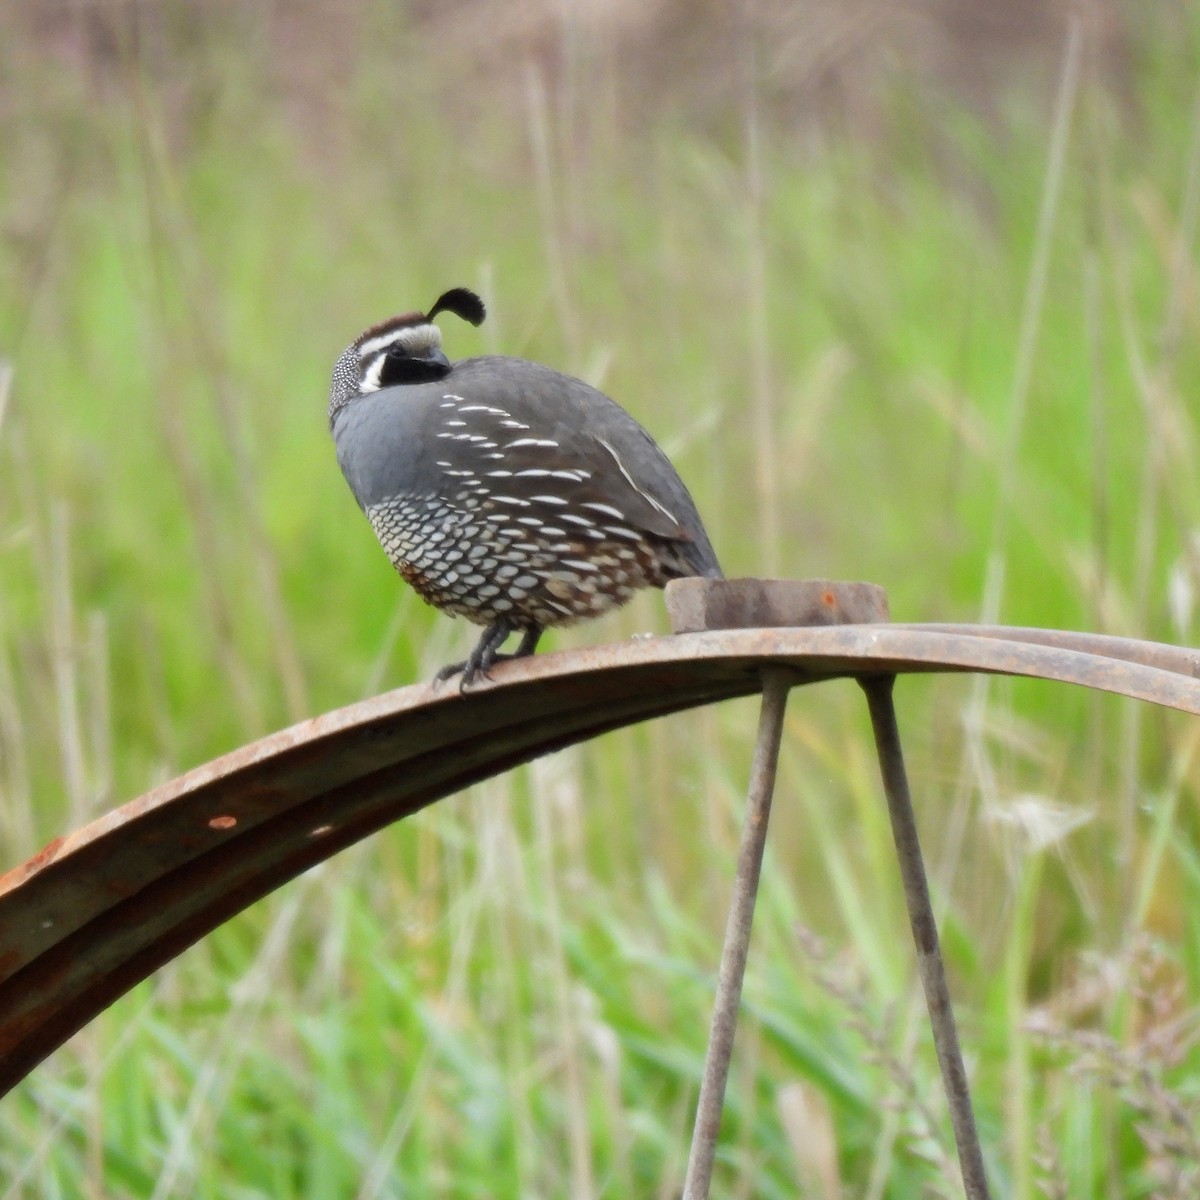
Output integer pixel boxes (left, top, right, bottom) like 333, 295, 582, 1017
0, 835, 66, 895
2, 581, 1200, 1097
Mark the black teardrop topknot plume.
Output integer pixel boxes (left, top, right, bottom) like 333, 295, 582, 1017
426, 288, 486, 327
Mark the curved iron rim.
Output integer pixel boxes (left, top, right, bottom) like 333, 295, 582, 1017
1, 621, 1198, 1097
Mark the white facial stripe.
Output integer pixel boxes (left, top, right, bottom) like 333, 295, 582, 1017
359, 352, 387, 394
357, 322, 442, 360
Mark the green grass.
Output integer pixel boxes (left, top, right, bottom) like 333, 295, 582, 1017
4, 6, 1200, 1197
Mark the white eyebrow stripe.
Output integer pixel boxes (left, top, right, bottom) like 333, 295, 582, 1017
358, 334, 396, 357
358, 324, 441, 358
596, 437, 678, 525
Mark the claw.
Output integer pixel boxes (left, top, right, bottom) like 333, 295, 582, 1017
432, 622, 544, 692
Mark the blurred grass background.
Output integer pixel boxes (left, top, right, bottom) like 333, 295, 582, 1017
3, 1, 1200, 1196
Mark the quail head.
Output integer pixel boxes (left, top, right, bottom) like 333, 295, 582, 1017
329, 288, 722, 689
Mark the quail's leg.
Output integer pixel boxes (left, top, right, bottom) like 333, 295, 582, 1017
434, 622, 544, 691
435, 619, 513, 690
512, 627, 543, 658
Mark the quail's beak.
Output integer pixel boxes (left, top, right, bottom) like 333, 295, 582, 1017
423, 346, 451, 370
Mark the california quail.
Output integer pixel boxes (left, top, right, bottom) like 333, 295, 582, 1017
329, 288, 722, 689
